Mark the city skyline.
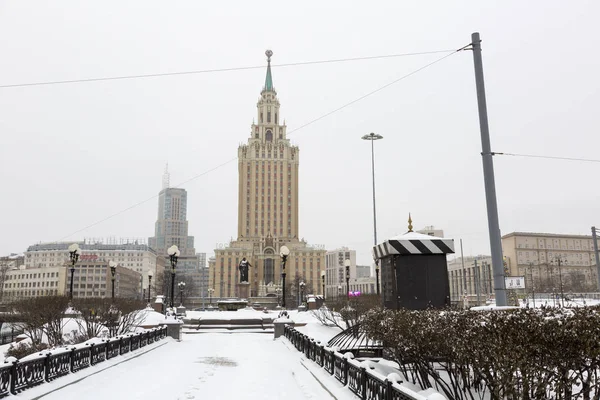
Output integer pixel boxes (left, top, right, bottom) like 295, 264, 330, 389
1, 1, 598, 266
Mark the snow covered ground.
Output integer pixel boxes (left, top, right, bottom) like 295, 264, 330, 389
13, 308, 442, 400
28, 331, 355, 400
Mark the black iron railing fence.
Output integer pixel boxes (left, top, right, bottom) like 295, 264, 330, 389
0, 326, 167, 398
284, 326, 426, 400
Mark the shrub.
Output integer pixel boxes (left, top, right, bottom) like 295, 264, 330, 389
5, 341, 48, 360
362, 306, 600, 400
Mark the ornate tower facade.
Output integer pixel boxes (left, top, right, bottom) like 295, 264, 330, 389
209, 51, 325, 302
237, 50, 299, 241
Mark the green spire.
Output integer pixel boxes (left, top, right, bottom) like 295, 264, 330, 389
264, 49, 273, 91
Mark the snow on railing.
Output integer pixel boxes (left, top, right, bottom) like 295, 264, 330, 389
0, 326, 168, 397
283, 325, 427, 400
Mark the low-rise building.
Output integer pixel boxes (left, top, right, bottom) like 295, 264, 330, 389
3, 265, 69, 300
502, 232, 599, 293
24, 240, 163, 291
446, 255, 493, 303
71, 262, 141, 299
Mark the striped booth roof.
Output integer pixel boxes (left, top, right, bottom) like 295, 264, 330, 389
372, 231, 455, 259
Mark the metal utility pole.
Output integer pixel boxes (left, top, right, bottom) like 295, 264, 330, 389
593, 226, 600, 291
470, 32, 507, 306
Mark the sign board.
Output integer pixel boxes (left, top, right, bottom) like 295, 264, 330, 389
505, 276, 525, 289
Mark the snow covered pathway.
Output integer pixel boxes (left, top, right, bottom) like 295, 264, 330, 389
35, 332, 336, 400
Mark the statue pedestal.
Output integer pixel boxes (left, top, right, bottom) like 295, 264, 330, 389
237, 282, 250, 299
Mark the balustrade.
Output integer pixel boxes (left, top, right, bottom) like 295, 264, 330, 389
0, 326, 167, 398
283, 326, 424, 400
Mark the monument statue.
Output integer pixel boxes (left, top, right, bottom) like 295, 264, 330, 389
239, 257, 252, 283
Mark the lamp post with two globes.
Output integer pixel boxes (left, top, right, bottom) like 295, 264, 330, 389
167, 245, 180, 310
321, 270, 326, 301
280, 245, 290, 308
345, 259, 351, 302
68, 244, 81, 300
178, 281, 186, 307
109, 261, 117, 299
147, 269, 153, 304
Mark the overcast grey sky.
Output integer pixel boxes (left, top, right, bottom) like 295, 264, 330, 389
1, 1, 598, 265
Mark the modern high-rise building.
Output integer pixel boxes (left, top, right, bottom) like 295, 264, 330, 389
148, 165, 196, 258
209, 50, 325, 301
148, 166, 199, 298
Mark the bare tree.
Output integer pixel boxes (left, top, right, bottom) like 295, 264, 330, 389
112, 298, 146, 335
311, 294, 381, 330
72, 297, 113, 339
11, 296, 70, 347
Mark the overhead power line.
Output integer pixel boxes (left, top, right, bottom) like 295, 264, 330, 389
1, 49, 458, 89
494, 152, 600, 163
58, 44, 469, 240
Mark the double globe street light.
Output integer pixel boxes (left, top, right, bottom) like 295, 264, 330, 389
280, 245, 290, 309
345, 259, 351, 302
167, 245, 180, 310
299, 281, 305, 308
68, 243, 81, 300
321, 270, 326, 301
147, 269, 153, 304
178, 281, 186, 307
109, 261, 117, 299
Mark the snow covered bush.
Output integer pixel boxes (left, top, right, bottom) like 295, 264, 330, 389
5, 341, 48, 360
363, 306, 600, 400
311, 294, 381, 330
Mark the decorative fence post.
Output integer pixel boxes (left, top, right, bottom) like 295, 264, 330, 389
10, 361, 17, 395
90, 344, 95, 366
386, 379, 393, 400
69, 348, 75, 372
44, 353, 51, 382
343, 357, 349, 386
360, 366, 367, 399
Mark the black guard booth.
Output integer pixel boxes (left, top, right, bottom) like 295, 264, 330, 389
373, 232, 455, 310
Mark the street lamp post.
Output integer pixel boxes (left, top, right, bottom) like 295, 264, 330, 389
528, 262, 536, 308
280, 246, 290, 309
167, 245, 180, 310
321, 270, 326, 301
299, 281, 305, 308
208, 288, 214, 306
552, 257, 566, 307
109, 261, 117, 300
371, 248, 380, 296
178, 281, 186, 307
362, 133, 383, 295
344, 259, 351, 302
147, 269, 153, 304
68, 244, 81, 300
